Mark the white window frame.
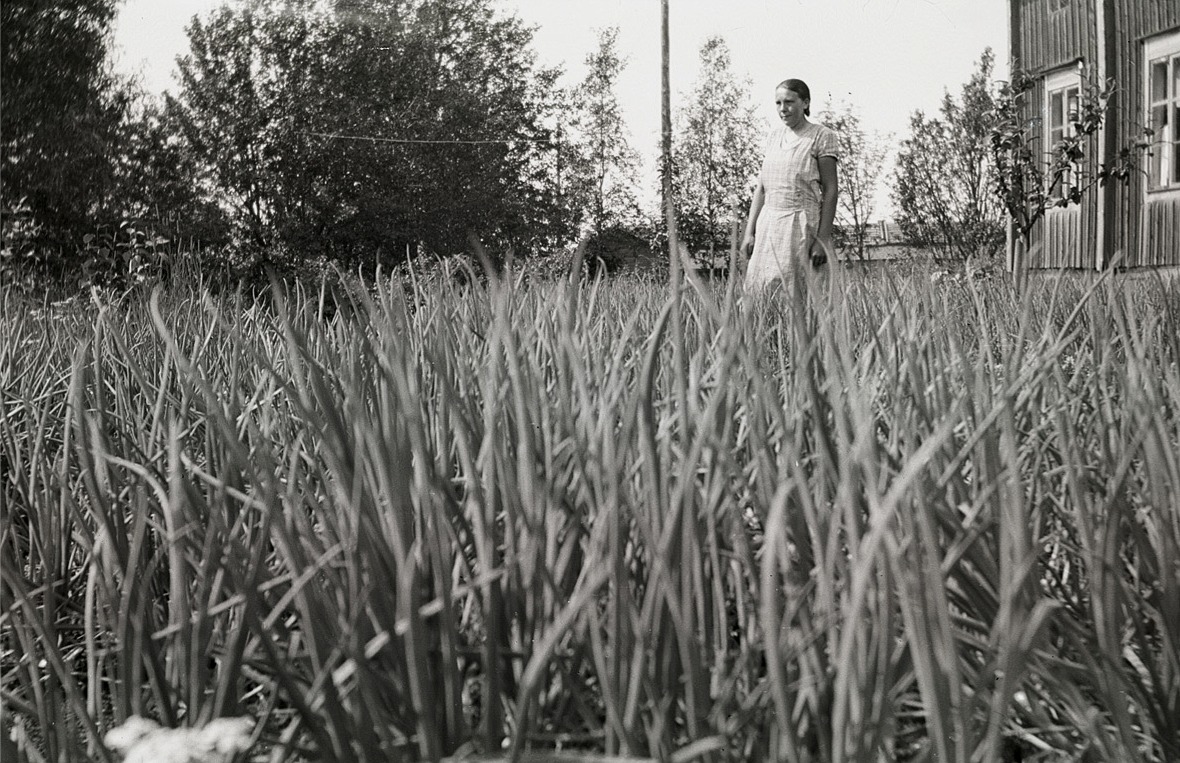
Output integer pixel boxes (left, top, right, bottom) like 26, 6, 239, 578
1044, 67, 1082, 200
1145, 32, 1180, 193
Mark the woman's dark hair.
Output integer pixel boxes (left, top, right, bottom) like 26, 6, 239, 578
776, 78, 811, 116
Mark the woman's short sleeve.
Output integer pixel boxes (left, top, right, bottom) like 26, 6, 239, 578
814, 126, 840, 161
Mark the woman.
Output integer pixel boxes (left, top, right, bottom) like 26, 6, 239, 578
741, 78, 839, 293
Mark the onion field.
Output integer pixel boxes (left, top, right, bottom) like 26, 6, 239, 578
2, 263, 1178, 762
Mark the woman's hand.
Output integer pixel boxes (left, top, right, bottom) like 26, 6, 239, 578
810, 232, 834, 266
740, 232, 755, 258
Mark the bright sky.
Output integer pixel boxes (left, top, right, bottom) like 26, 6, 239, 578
112, 0, 1010, 213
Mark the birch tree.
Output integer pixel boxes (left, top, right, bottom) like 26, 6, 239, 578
566, 26, 642, 238
815, 100, 890, 260
673, 36, 761, 257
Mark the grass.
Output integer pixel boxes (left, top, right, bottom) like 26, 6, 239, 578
1, 260, 1178, 762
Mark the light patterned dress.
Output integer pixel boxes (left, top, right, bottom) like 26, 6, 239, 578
744, 120, 840, 292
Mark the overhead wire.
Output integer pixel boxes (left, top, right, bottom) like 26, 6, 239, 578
309, 131, 559, 146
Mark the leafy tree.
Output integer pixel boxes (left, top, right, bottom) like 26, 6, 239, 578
815, 100, 889, 260
114, 96, 231, 247
564, 26, 642, 239
672, 36, 761, 257
170, 0, 568, 265
1, 0, 125, 242
892, 49, 1005, 260
989, 66, 1141, 256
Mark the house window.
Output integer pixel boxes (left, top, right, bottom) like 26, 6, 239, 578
1045, 68, 1081, 197
1146, 33, 1180, 191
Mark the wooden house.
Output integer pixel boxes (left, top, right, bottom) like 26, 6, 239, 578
1008, 0, 1180, 270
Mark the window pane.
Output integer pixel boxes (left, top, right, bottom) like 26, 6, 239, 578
1150, 149, 1164, 187
1174, 105, 1180, 185
1150, 105, 1167, 186
1152, 60, 1168, 103
1050, 91, 1064, 130
1173, 56, 1180, 102
1152, 103, 1168, 132
1173, 140, 1179, 186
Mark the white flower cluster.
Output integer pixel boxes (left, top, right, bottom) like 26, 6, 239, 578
103, 716, 253, 763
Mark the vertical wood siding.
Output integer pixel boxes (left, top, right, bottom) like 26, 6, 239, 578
1110, 0, 1180, 267
1037, 207, 1084, 267
1017, 0, 1180, 268
1143, 194, 1180, 265
1029, 192, 1099, 267
1021, 0, 1094, 71
1020, 0, 1101, 268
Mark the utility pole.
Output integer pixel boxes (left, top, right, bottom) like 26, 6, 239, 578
661, 5, 699, 748
662, 0, 680, 287
1006, 0, 1023, 279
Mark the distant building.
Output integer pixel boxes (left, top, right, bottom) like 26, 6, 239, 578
834, 220, 923, 262
865, 220, 909, 246
1008, 0, 1180, 270
584, 227, 662, 275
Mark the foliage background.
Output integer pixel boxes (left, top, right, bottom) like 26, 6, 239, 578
3, 0, 1025, 295
892, 49, 1007, 261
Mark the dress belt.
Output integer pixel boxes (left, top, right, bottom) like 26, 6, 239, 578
762, 204, 818, 215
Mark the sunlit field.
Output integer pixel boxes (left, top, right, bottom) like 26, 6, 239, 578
2, 262, 1178, 762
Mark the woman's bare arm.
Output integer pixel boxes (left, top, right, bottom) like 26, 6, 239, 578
814, 156, 838, 257
741, 181, 766, 258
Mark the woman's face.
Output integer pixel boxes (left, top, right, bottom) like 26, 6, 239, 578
775, 87, 808, 128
